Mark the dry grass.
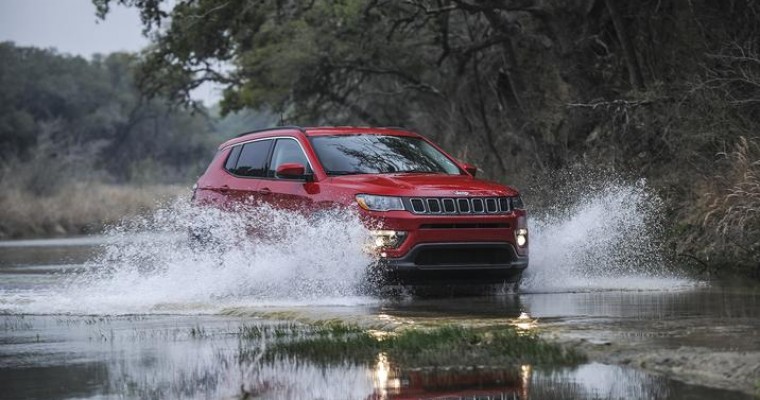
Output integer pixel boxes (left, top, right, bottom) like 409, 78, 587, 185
688, 137, 760, 275
0, 183, 187, 239
704, 138, 760, 231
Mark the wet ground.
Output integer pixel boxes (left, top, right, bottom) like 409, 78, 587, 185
1, 236, 759, 399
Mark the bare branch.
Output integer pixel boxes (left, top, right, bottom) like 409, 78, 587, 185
566, 99, 654, 110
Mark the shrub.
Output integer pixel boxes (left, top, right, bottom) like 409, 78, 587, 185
691, 137, 760, 276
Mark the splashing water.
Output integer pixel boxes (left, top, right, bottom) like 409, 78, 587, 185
1, 179, 695, 315
3, 202, 377, 314
522, 180, 693, 292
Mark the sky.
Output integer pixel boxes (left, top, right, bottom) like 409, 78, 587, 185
0, 0, 221, 105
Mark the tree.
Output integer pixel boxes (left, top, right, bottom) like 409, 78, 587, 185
0, 42, 218, 184
92, 0, 760, 180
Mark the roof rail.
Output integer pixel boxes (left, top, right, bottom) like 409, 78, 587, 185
234, 125, 306, 138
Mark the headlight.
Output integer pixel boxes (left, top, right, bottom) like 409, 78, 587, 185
515, 228, 528, 247
370, 230, 407, 249
356, 194, 405, 211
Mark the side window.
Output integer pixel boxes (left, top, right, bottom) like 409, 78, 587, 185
231, 140, 272, 177
224, 145, 242, 172
268, 139, 310, 177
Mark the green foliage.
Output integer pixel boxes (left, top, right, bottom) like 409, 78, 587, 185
0, 42, 220, 185
209, 106, 278, 139
0, 121, 104, 196
238, 322, 584, 367
91, 0, 759, 175
94, 0, 440, 123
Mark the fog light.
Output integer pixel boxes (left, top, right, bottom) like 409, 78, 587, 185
515, 228, 528, 247
369, 230, 407, 249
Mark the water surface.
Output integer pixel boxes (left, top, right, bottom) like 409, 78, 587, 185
1, 236, 756, 399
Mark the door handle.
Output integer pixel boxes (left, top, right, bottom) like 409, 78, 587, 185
219, 185, 230, 193
258, 187, 272, 195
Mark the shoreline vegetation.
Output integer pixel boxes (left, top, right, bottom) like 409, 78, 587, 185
214, 319, 757, 397
0, 183, 185, 240
237, 322, 585, 367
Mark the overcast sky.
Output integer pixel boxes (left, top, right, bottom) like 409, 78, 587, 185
0, 0, 147, 56
0, 0, 221, 105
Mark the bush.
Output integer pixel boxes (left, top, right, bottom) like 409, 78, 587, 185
688, 137, 760, 277
0, 121, 105, 196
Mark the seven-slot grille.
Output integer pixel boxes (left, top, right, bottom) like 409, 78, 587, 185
405, 197, 512, 214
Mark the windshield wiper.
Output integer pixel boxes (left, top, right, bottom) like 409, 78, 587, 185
394, 169, 442, 174
326, 171, 366, 176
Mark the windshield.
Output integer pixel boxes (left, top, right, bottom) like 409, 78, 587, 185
309, 135, 462, 176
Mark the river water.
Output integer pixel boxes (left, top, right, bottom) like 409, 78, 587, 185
1, 186, 758, 399
1, 240, 757, 399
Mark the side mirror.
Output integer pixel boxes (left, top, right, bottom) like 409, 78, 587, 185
462, 163, 478, 177
276, 163, 306, 179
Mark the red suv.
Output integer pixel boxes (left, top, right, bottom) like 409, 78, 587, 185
192, 126, 528, 286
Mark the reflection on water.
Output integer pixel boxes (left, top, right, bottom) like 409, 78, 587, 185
514, 312, 539, 331
371, 362, 525, 400
1, 315, 755, 400
372, 289, 760, 322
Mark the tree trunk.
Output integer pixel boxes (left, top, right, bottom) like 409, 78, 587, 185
481, 9, 525, 112
605, 0, 646, 90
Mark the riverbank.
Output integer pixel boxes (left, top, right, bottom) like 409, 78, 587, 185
539, 287, 760, 396
587, 342, 759, 396
0, 183, 186, 239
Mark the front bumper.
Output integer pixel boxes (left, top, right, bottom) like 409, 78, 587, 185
365, 209, 528, 255
373, 242, 528, 284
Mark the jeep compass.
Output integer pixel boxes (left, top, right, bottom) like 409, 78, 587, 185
192, 126, 528, 285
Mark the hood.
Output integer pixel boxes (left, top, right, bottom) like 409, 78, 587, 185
326, 173, 518, 197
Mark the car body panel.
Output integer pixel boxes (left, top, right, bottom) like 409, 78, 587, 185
325, 174, 518, 198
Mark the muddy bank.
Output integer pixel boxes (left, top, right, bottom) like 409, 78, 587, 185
550, 336, 760, 396
541, 302, 760, 396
